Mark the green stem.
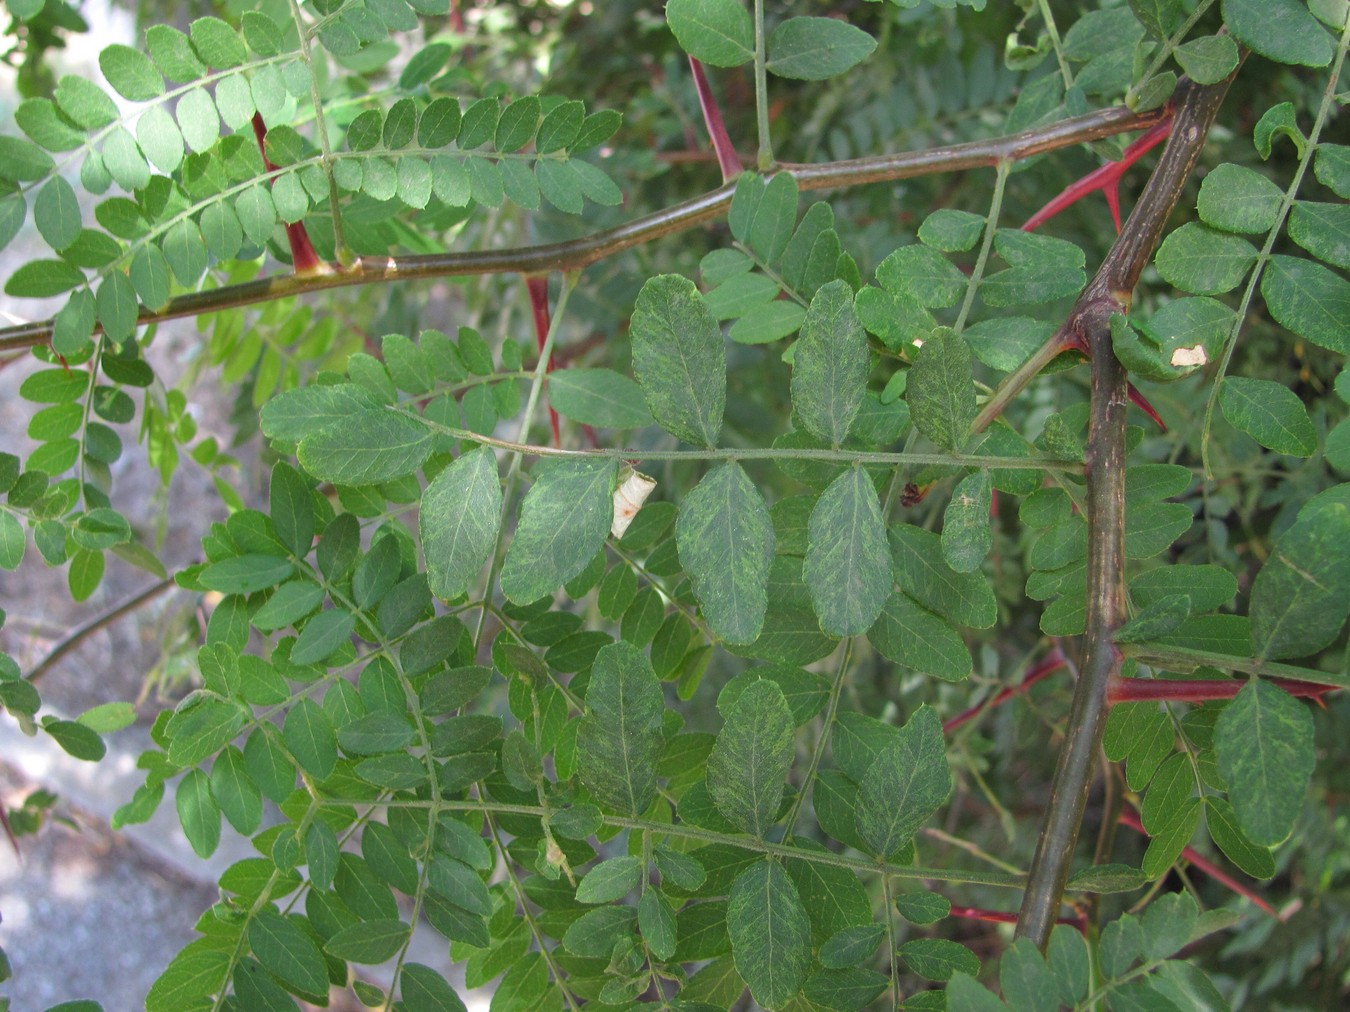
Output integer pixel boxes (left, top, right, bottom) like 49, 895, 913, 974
1201, 21, 1349, 478
754, 0, 773, 170
953, 158, 1010, 335
287, 0, 348, 259
1037, 0, 1074, 92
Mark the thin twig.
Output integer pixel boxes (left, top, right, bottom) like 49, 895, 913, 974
0, 105, 1164, 354
25, 575, 178, 684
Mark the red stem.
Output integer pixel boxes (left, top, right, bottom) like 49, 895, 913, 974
1107, 677, 1336, 706
948, 905, 1085, 931
251, 113, 325, 276
688, 57, 743, 184
1117, 808, 1278, 917
944, 647, 1066, 733
525, 274, 561, 447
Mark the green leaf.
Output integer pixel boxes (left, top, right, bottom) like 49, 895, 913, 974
0, 136, 53, 182
942, 470, 991, 574
198, 555, 295, 594
728, 862, 811, 1009
337, 712, 415, 755
1155, 222, 1258, 295
820, 925, 886, 968
1128, 0, 1185, 38
1115, 594, 1190, 643
1141, 797, 1202, 879
1196, 163, 1284, 234
1130, 564, 1236, 613
167, 696, 245, 767
399, 964, 469, 1012
1215, 678, 1315, 846
283, 699, 337, 780
729, 172, 799, 264
34, 176, 81, 250
548, 368, 654, 429
500, 457, 616, 604
1173, 34, 1241, 85
805, 467, 889, 637
576, 855, 642, 903
630, 274, 725, 447
1249, 497, 1350, 660
899, 938, 979, 982
261, 383, 383, 442
247, 909, 328, 998
576, 641, 664, 817
890, 524, 997, 628
175, 768, 220, 859
1205, 796, 1276, 880
765, 16, 876, 81
1261, 254, 1350, 354
706, 679, 794, 837
495, 95, 540, 152
791, 279, 868, 446
269, 462, 314, 559
421, 446, 501, 601
877, 244, 967, 309
855, 705, 951, 859
1221, 0, 1333, 67
297, 408, 434, 485
324, 919, 410, 964
1219, 376, 1316, 456
99, 44, 164, 101
869, 592, 971, 681
896, 890, 951, 925
1315, 144, 1350, 198
291, 608, 355, 665
0, 510, 24, 571
190, 16, 247, 69
5, 259, 84, 298
676, 461, 775, 645
982, 230, 1086, 306
146, 945, 230, 1012
908, 329, 976, 453
1289, 201, 1350, 271
210, 746, 262, 835
665, 0, 754, 67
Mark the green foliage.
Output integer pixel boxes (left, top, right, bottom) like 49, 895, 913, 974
1, 0, 1348, 1009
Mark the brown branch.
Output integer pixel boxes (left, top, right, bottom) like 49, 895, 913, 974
1012, 71, 1241, 951
0, 105, 1164, 354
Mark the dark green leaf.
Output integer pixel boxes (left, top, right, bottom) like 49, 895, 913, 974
665, 0, 754, 67
548, 369, 653, 429
421, 446, 501, 601
1219, 376, 1316, 456
1261, 254, 1350, 354
1173, 34, 1240, 84
175, 769, 220, 858
805, 467, 889, 637
1205, 796, 1276, 879
908, 329, 976, 453
707, 679, 794, 837
728, 862, 811, 1009
766, 16, 876, 81
576, 641, 664, 816
1155, 223, 1257, 295
324, 919, 410, 964
1196, 163, 1284, 234
899, 938, 979, 982
729, 172, 798, 264
676, 461, 774, 645
855, 705, 951, 859
890, 524, 997, 628
1221, 0, 1333, 67
869, 592, 971, 681
297, 408, 433, 484
630, 274, 725, 447
792, 280, 867, 446
247, 909, 327, 997
1215, 678, 1315, 846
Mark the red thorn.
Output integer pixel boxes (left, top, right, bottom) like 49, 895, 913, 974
1117, 808, 1279, 917
1126, 382, 1167, 432
688, 57, 742, 184
947, 905, 1082, 929
251, 113, 325, 276
525, 275, 561, 447
1108, 676, 1336, 706
1022, 116, 1173, 232
449, 0, 464, 33
944, 647, 1066, 733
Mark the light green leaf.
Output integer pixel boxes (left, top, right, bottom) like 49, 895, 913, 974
1289, 201, 1350, 271
869, 592, 971, 682
907, 329, 976, 453
676, 461, 775, 645
54, 74, 119, 129
6, 259, 85, 298
1261, 254, 1350, 354
728, 862, 812, 1009
707, 679, 794, 837
729, 300, 806, 344
576, 855, 642, 903
1215, 678, 1315, 846
665, 0, 755, 67
791, 279, 867, 446
500, 457, 616, 604
99, 44, 164, 102
982, 230, 1086, 306
1155, 223, 1258, 295
34, 176, 81, 250
766, 16, 876, 81
260, 383, 383, 442
549, 369, 654, 429
1221, 0, 1334, 67
855, 705, 951, 860
1196, 163, 1284, 234
421, 446, 502, 601
805, 467, 889, 637
876, 244, 967, 309
941, 470, 991, 573
297, 408, 434, 484
630, 274, 725, 447
1130, 564, 1236, 613
575, 641, 664, 817
1219, 376, 1316, 456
